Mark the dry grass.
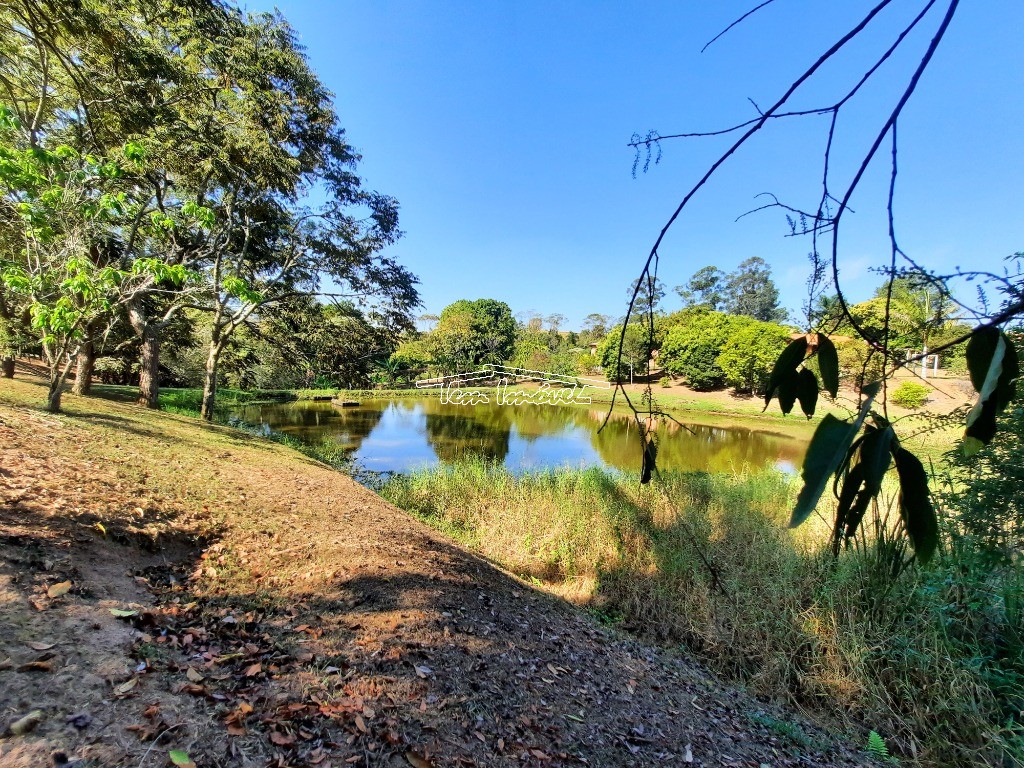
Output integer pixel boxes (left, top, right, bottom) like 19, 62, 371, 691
381, 460, 1023, 766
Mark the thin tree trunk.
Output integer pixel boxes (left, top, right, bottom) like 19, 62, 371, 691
138, 326, 160, 409
45, 357, 74, 413
1, 357, 13, 378
72, 334, 95, 395
200, 338, 221, 421
46, 378, 63, 413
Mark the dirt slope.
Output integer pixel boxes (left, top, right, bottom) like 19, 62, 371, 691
0, 378, 870, 767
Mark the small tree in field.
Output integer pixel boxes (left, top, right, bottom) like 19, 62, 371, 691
0, 109, 194, 412
716, 320, 791, 395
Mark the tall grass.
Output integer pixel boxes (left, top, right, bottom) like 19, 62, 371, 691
380, 460, 1024, 766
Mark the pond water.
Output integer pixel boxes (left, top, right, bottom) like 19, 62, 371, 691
232, 397, 808, 477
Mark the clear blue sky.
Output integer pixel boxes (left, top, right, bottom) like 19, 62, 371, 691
247, 1, 1023, 330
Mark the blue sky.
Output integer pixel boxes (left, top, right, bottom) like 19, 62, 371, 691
247, 1, 1023, 330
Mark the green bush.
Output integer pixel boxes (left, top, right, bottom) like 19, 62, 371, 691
659, 375, 672, 388
835, 338, 885, 390
891, 380, 930, 408
659, 311, 737, 390
715, 320, 791, 395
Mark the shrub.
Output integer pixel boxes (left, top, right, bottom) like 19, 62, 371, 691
835, 338, 885, 390
659, 311, 738, 390
659, 376, 672, 388
890, 380, 930, 408
715, 319, 791, 395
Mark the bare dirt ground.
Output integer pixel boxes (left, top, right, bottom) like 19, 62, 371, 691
0, 377, 871, 767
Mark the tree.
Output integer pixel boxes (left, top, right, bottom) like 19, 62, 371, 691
0, 0, 227, 407
716, 319, 791, 395
196, 192, 417, 419
546, 313, 566, 332
430, 298, 516, 374
659, 311, 742, 390
627, 276, 665, 318
598, 322, 658, 382
723, 257, 787, 323
851, 276, 954, 354
0, 117, 193, 411
676, 265, 726, 311
581, 313, 611, 340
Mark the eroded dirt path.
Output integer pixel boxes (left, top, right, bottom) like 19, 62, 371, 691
0, 379, 869, 767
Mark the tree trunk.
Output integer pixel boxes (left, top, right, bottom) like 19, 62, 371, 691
138, 326, 160, 409
200, 340, 221, 421
1, 357, 13, 378
46, 378, 63, 413
45, 360, 73, 413
72, 335, 95, 395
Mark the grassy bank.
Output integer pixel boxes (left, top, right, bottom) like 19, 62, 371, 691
0, 376, 875, 766
380, 460, 1024, 766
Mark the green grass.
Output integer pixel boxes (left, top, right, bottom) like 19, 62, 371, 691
379, 459, 1024, 766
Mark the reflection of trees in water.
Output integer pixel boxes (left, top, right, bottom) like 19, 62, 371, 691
423, 408, 511, 463
237, 398, 806, 473
236, 401, 386, 453
588, 411, 805, 473
324, 406, 388, 452
503, 403, 592, 440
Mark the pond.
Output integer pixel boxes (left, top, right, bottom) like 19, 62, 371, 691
232, 397, 808, 477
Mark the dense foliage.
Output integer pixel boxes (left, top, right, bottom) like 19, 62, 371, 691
0, 0, 418, 414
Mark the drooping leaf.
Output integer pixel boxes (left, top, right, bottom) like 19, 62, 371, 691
640, 440, 657, 484
966, 327, 1001, 392
859, 424, 894, 497
834, 462, 864, 547
790, 383, 879, 529
817, 334, 840, 398
777, 368, 800, 415
965, 330, 1019, 450
964, 396, 999, 452
765, 336, 808, 408
796, 368, 819, 418
892, 447, 938, 563
841, 425, 894, 540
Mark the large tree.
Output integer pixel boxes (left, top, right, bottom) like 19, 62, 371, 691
0, 1, 418, 413
723, 257, 787, 323
430, 298, 516, 374
676, 265, 726, 311
626, 276, 666, 319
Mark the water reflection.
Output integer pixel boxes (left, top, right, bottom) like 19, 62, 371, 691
233, 397, 807, 475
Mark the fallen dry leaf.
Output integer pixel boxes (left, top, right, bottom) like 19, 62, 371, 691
413, 664, 433, 678
185, 667, 204, 683
269, 729, 295, 746
243, 662, 262, 677
17, 660, 53, 672
27, 640, 56, 651
405, 752, 434, 768
355, 714, 366, 733
115, 677, 138, 694
8, 710, 43, 736
47, 580, 72, 598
